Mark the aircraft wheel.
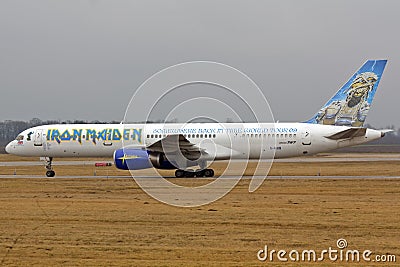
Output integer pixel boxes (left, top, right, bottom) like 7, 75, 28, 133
184, 171, 195, 178
195, 170, 205, 177
204, 169, 214, 177
175, 169, 185, 178
46, 170, 55, 177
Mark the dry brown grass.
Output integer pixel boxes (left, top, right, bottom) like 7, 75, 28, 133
0, 154, 399, 266
0, 179, 399, 266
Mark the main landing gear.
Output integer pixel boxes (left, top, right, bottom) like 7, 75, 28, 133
174, 169, 215, 178
44, 157, 55, 177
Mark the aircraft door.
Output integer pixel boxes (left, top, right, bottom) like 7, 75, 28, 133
300, 128, 311, 155
33, 129, 44, 146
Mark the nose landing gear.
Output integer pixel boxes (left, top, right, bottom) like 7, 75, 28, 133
44, 157, 55, 177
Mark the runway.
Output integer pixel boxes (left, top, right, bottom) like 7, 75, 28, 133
1, 153, 400, 179
1, 153, 400, 167
0, 160, 102, 167
1, 174, 400, 179
274, 156, 400, 162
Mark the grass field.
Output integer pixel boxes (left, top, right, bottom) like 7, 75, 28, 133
0, 154, 399, 266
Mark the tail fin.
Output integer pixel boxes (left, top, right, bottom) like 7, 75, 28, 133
306, 59, 387, 127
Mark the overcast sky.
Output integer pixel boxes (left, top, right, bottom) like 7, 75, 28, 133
0, 0, 399, 128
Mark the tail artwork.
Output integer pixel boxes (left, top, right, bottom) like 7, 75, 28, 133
306, 60, 387, 127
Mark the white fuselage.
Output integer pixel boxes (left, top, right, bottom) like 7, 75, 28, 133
5, 123, 383, 160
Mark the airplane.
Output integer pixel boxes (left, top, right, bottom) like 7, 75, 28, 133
5, 60, 390, 177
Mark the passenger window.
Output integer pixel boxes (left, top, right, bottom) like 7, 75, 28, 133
213, 134, 216, 138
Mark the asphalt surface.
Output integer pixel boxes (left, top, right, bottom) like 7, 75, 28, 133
1, 155, 400, 167
1, 175, 399, 179
1, 154, 399, 179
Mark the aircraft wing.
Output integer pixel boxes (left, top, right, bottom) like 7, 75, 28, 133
146, 134, 238, 160
325, 128, 367, 140
146, 134, 205, 159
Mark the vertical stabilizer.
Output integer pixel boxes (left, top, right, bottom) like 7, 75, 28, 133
306, 60, 387, 127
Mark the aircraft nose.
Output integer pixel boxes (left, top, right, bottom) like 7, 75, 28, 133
5, 142, 12, 154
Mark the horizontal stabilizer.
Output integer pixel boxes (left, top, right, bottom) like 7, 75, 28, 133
325, 128, 367, 140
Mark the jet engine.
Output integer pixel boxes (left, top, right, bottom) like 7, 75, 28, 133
113, 148, 176, 170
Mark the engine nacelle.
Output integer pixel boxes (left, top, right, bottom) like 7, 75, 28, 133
113, 148, 176, 170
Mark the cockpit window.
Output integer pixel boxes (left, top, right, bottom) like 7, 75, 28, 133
15, 135, 24, 141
